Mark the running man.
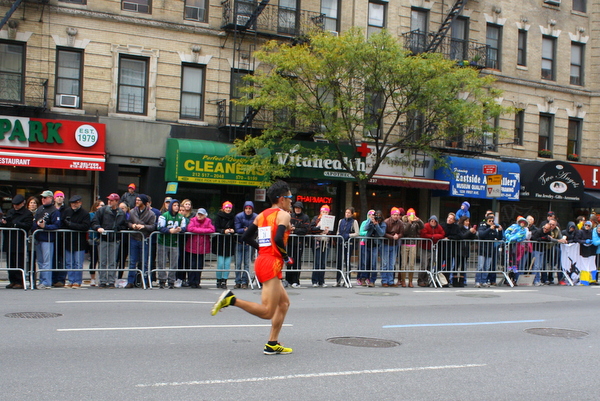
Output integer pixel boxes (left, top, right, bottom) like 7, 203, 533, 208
211, 180, 294, 355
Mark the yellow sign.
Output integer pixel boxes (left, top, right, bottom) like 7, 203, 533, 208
486, 174, 502, 185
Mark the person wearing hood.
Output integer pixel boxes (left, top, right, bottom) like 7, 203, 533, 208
562, 221, 579, 243
234, 201, 258, 289
62, 195, 91, 288
286, 201, 310, 288
213, 201, 236, 289
1, 194, 33, 289
574, 221, 597, 259
418, 215, 445, 287
456, 201, 470, 220
357, 209, 386, 287
157, 199, 187, 288
126, 194, 157, 288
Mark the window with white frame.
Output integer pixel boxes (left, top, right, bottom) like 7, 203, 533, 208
180, 64, 205, 120
321, 0, 339, 32
122, 0, 151, 14
184, 0, 207, 22
55, 48, 83, 108
117, 55, 148, 115
0, 40, 25, 103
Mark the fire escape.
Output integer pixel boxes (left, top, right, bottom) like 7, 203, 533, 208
402, 0, 489, 154
218, 0, 323, 141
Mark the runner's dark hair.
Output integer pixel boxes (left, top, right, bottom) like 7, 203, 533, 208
267, 180, 291, 204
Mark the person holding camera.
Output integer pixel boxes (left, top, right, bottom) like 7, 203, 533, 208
32, 190, 61, 289
62, 195, 91, 288
358, 209, 386, 287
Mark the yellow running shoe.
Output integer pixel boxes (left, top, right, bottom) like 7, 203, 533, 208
211, 290, 236, 316
264, 343, 293, 355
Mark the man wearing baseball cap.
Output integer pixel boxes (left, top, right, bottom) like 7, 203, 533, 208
90, 193, 128, 288
0, 194, 33, 289
121, 183, 138, 209
32, 190, 61, 289
126, 194, 156, 288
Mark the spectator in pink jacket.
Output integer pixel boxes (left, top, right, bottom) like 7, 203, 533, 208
418, 215, 445, 286
184, 208, 215, 288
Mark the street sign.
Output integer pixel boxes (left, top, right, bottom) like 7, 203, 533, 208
486, 174, 502, 197
483, 164, 498, 175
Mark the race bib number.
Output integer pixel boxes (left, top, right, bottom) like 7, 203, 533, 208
258, 226, 272, 247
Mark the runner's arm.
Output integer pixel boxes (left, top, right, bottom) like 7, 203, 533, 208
241, 223, 259, 250
275, 225, 288, 260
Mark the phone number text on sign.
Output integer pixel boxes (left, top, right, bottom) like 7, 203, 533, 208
70, 162, 102, 170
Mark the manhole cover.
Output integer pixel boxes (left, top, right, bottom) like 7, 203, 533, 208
356, 292, 399, 296
524, 328, 588, 339
5, 312, 63, 319
457, 293, 500, 298
327, 336, 400, 348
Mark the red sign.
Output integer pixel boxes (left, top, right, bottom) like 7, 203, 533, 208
296, 195, 333, 204
0, 116, 105, 170
482, 164, 497, 175
572, 164, 600, 189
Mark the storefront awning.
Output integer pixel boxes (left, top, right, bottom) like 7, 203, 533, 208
0, 149, 105, 171
577, 191, 600, 208
369, 174, 449, 190
434, 156, 520, 201
519, 160, 584, 201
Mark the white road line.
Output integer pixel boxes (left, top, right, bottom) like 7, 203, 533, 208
57, 323, 293, 332
56, 300, 212, 304
136, 364, 486, 388
412, 290, 538, 293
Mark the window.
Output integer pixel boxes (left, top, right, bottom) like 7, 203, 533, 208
278, 0, 298, 34
368, 1, 386, 37
567, 118, 581, 157
485, 24, 501, 69
55, 48, 83, 108
117, 56, 148, 115
184, 0, 207, 22
538, 114, 553, 152
180, 64, 205, 120
573, 0, 586, 12
483, 117, 498, 151
321, 0, 339, 32
450, 17, 469, 60
364, 90, 383, 138
230, 69, 252, 125
122, 0, 151, 14
409, 8, 428, 53
0, 40, 25, 103
514, 109, 524, 145
517, 29, 527, 66
59, 0, 86, 4
541, 36, 556, 80
570, 42, 584, 86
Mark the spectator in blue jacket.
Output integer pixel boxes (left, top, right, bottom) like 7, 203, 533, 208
32, 190, 61, 289
234, 201, 257, 289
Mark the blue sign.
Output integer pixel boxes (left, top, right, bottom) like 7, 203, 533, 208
435, 157, 520, 201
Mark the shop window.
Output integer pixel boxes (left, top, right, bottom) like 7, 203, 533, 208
180, 64, 205, 120
0, 40, 25, 103
368, 1, 386, 37
55, 48, 83, 109
117, 55, 148, 115
122, 0, 151, 13
184, 0, 207, 22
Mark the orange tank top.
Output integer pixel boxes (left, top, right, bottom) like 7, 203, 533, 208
255, 207, 289, 258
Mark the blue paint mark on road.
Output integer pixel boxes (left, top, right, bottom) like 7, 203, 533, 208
383, 320, 545, 328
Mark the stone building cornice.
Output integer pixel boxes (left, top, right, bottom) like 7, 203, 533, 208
482, 72, 596, 98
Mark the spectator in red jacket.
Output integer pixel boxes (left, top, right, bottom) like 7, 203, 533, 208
418, 215, 445, 286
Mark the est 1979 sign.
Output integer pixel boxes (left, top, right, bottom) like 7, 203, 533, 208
75, 125, 99, 148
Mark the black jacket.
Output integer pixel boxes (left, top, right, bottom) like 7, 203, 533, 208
212, 210, 235, 256
62, 206, 91, 251
291, 212, 310, 236
1, 206, 33, 251
91, 206, 128, 241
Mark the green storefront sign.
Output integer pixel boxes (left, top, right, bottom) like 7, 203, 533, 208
166, 139, 366, 186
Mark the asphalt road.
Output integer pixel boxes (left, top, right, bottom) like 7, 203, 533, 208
1, 281, 599, 401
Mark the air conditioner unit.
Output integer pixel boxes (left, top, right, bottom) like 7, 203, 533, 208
57, 94, 79, 108
329, 30, 339, 37
237, 15, 251, 26
544, 0, 561, 5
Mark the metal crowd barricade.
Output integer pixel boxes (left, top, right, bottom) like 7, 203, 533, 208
30, 229, 147, 289
506, 240, 571, 286
149, 232, 255, 289
0, 227, 29, 290
287, 234, 349, 288
434, 238, 513, 288
346, 236, 436, 288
